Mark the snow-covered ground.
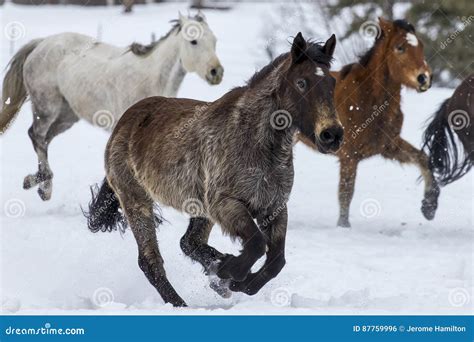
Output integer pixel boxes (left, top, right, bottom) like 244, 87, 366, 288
1, 3, 472, 315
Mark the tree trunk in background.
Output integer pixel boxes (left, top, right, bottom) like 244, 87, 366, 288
191, 0, 203, 8
123, 0, 133, 13
382, 0, 394, 20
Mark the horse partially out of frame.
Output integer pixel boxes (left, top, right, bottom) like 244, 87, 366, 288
423, 74, 473, 186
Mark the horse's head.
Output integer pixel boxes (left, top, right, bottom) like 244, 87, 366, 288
380, 17, 432, 92
279, 33, 343, 154
177, 13, 224, 85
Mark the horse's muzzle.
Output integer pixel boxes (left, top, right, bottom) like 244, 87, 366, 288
317, 125, 344, 154
206, 65, 224, 85
417, 73, 432, 92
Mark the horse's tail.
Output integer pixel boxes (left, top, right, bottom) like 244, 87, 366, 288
0, 38, 43, 135
422, 99, 472, 185
83, 178, 126, 233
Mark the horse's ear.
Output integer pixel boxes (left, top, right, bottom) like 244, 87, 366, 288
323, 34, 336, 57
196, 10, 206, 22
291, 32, 307, 63
378, 17, 392, 34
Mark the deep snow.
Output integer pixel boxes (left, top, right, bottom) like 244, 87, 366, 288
0, 2, 472, 315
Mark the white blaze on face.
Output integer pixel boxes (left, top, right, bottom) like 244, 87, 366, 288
315, 67, 324, 77
406, 33, 418, 47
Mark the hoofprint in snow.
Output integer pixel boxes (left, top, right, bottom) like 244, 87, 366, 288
1, 3, 472, 315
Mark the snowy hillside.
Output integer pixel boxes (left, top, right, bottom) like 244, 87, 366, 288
1, 3, 472, 315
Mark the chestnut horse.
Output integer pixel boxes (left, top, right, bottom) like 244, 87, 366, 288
86, 33, 343, 306
423, 74, 473, 185
300, 18, 439, 227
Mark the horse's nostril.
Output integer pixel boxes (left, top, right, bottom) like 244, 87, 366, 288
417, 74, 427, 85
320, 126, 344, 149
320, 130, 335, 143
210, 68, 217, 77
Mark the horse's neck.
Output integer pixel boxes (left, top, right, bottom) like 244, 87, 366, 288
363, 42, 402, 106
239, 83, 295, 162
140, 34, 186, 97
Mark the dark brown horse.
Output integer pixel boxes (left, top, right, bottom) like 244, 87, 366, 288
86, 33, 343, 306
299, 18, 439, 227
423, 74, 473, 185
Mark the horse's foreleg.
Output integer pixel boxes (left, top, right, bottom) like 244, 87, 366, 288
211, 198, 266, 282
180, 218, 231, 298
338, 158, 358, 227
229, 206, 288, 296
180, 218, 222, 270
382, 137, 440, 220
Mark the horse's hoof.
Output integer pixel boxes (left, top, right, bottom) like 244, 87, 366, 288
421, 186, 440, 220
421, 200, 436, 220
209, 276, 232, 298
170, 298, 187, 307
37, 187, 52, 201
229, 280, 259, 296
216, 254, 248, 282
23, 175, 36, 190
337, 218, 351, 228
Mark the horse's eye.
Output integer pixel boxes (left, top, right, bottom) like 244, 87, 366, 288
396, 45, 405, 53
296, 79, 307, 91
190, 40, 198, 45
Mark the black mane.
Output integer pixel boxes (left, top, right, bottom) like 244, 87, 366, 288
248, 42, 333, 87
128, 14, 206, 56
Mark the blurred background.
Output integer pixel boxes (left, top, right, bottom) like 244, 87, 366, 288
2, 0, 473, 87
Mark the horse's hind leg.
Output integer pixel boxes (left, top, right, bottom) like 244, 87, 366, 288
382, 137, 440, 220
23, 97, 78, 200
337, 158, 359, 227
23, 103, 56, 200
108, 171, 186, 307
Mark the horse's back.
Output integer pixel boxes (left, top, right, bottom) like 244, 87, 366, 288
112, 96, 208, 145
107, 96, 209, 207
23, 32, 116, 97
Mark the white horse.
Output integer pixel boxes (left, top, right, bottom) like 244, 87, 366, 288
0, 13, 223, 201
